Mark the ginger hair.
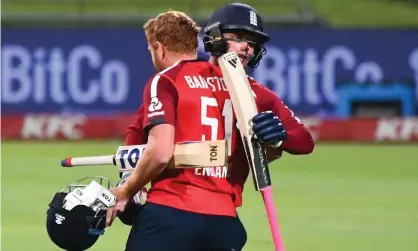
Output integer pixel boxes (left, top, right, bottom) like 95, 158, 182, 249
144, 10, 201, 55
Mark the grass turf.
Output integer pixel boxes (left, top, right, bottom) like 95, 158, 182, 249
3, 0, 418, 27
2, 141, 418, 250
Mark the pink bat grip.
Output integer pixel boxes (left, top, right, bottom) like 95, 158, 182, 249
261, 186, 285, 251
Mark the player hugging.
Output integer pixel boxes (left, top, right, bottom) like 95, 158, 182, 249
46, 3, 314, 251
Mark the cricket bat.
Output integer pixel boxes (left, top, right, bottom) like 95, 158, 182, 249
218, 52, 285, 251
61, 140, 227, 172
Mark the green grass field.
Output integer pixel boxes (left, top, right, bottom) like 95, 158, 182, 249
2, 141, 418, 251
3, 0, 418, 27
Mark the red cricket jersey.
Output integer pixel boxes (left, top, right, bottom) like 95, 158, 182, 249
141, 59, 240, 216
124, 106, 147, 145
125, 59, 314, 216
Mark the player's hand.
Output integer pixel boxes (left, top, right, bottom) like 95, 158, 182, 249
251, 111, 287, 147
105, 186, 130, 227
117, 172, 146, 204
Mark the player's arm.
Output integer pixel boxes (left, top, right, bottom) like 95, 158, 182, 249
120, 74, 177, 198
123, 124, 174, 198
119, 106, 147, 178
124, 106, 146, 146
271, 98, 314, 154
251, 86, 314, 162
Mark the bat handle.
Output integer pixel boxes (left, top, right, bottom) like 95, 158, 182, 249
60, 155, 115, 167
61, 158, 73, 167
261, 186, 285, 251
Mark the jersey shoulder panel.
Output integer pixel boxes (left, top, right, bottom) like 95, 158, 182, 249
154, 60, 215, 88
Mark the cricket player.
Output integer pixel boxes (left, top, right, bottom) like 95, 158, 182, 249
202, 3, 315, 211
107, 4, 314, 251
107, 10, 249, 251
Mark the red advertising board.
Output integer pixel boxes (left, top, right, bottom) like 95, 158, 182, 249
303, 117, 418, 142
1, 114, 134, 140
2, 114, 418, 142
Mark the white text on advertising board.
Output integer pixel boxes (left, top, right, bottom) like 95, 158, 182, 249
2, 45, 129, 105
254, 46, 418, 105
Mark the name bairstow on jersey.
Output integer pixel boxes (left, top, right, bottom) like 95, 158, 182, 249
184, 75, 228, 91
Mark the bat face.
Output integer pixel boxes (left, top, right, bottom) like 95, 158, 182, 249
218, 52, 271, 191
220, 52, 286, 251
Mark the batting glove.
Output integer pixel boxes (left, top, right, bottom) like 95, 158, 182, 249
251, 111, 287, 147
117, 172, 147, 204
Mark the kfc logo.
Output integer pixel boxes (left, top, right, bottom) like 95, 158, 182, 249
375, 118, 418, 141
21, 114, 86, 139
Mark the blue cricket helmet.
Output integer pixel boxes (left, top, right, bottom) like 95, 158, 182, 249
203, 3, 269, 67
